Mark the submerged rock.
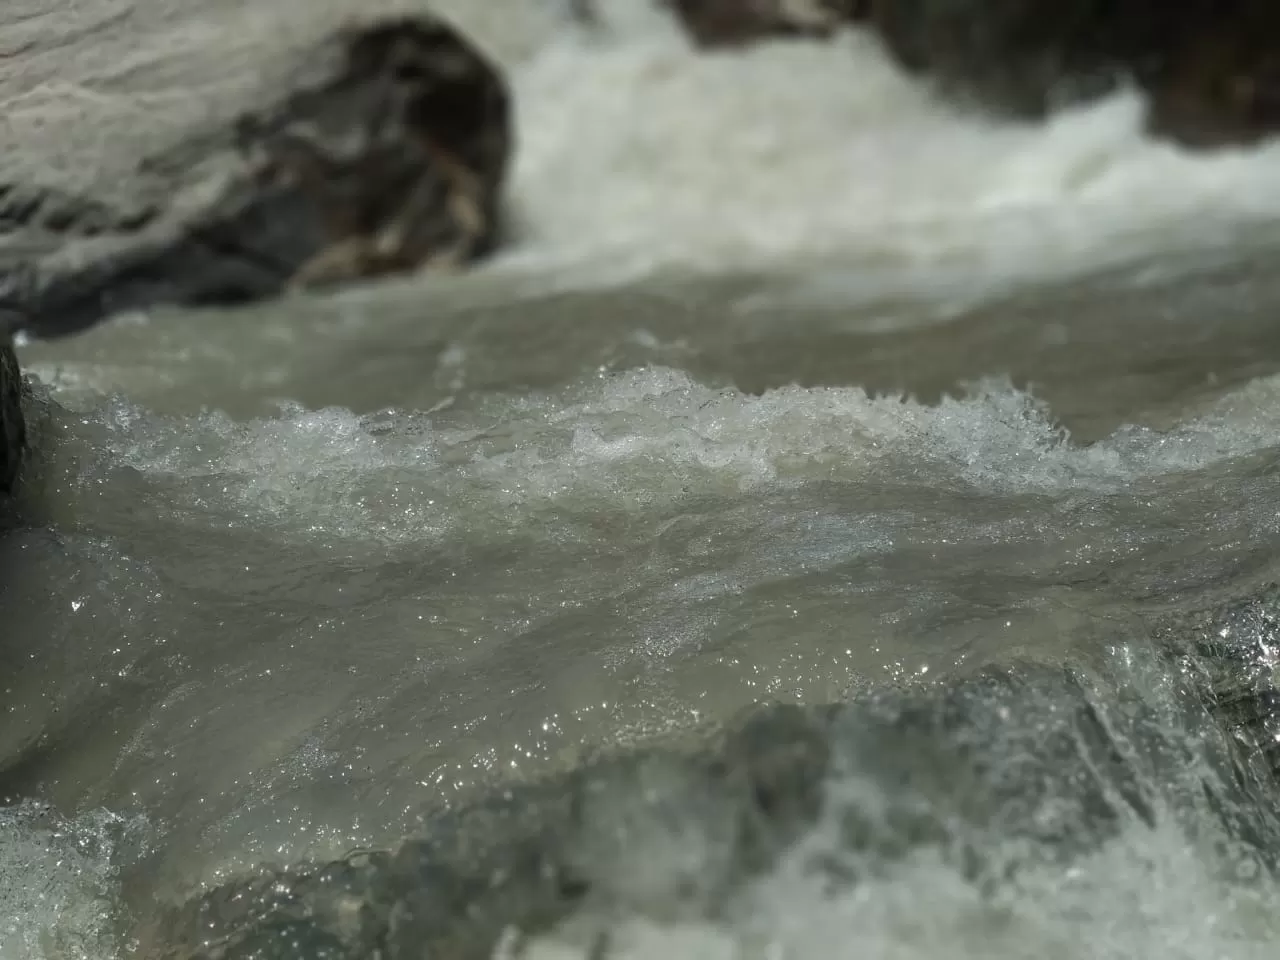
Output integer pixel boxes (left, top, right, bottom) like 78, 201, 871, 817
0, 13, 511, 341
140, 588, 1280, 960
1165, 585, 1280, 776
0, 343, 23, 494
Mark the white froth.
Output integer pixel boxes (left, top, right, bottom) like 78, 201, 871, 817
0, 803, 144, 960
83, 367, 1280, 544
517, 820, 1280, 959
493, 5, 1280, 297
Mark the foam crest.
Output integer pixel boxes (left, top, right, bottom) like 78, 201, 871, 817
497, 8, 1280, 294
73, 368, 1280, 545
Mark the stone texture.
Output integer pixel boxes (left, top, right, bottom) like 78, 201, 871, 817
0, 12, 512, 341
862, 0, 1280, 148
0, 182, 158, 239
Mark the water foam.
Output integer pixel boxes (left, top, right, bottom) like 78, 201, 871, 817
492, 3, 1280, 297
82, 368, 1280, 545
0, 803, 146, 960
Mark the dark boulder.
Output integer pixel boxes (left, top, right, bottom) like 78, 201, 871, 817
664, 0, 870, 47
0, 343, 22, 494
863, 0, 1280, 148
0, 13, 512, 341
1142, 17, 1280, 148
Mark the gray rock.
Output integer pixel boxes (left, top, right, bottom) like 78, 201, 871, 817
138, 587, 1280, 960
0, 13, 512, 341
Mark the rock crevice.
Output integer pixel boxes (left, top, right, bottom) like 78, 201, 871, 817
140, 588, 1280, 960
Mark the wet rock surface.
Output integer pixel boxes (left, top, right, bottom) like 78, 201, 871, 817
0, 343, 23, 495
0, 13, 511, 341
139, 587, 1280, 960
1164, 585, 1280, 777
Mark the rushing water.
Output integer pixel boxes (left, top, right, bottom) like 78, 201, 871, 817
6, 2, 1280, 957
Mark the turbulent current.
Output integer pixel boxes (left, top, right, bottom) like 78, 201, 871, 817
5, 2, 1280, 958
